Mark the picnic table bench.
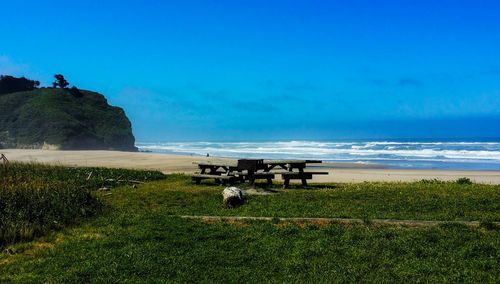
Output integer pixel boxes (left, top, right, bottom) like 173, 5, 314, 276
192, 161, 241, 184
192, 159, 328, 188
263, 160, 322, 171
264, 160, 327, 188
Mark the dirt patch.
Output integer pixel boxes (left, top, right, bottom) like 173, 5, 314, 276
242, 187, 279, 195
178, 215, 498, 228
200, 217, 251, 227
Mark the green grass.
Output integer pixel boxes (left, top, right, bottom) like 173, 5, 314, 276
1, 167, 499, 282
1, 213, 499, 282
0, 162, 166, 189
111, 175, 500, 221
0, 163, 165, 246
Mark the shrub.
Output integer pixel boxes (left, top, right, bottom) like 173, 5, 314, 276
456, 177, 473, 185
0, 75, 39, 95
0, 177, 101, 246
0, 162, 166, 246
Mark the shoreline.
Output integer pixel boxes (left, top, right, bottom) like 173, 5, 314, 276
2, 149, 500, 184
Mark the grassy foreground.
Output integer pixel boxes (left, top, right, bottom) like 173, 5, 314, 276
113, 175, 500, 221
0, 163, 165, 246
1, 166, 499, 282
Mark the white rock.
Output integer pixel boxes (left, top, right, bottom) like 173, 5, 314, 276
222, 187, 244, 208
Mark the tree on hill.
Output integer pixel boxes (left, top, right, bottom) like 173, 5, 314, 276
0, 75, 40, 95
53, 74, 69, 88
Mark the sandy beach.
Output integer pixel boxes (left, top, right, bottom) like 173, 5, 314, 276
2, 149, 500, 184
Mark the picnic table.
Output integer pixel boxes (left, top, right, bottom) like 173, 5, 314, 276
263, 160, 328, 188
193, 160, 241, 185
191, 159, 328, 188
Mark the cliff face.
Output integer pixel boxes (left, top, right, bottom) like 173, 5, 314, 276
0, 88, 137, 151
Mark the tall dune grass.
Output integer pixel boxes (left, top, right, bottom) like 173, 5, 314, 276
0, 162, 165, 246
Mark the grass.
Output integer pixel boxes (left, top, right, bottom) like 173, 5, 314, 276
0, 166, 499, 282
0, 162, 165, 189
1, 214, 499, 282
0, 162, 165, 246
111, 175, 500, 221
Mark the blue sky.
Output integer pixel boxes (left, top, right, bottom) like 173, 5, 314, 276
1, 0, 500, 141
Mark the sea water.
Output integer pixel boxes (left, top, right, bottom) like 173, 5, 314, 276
136, 139, 500, 170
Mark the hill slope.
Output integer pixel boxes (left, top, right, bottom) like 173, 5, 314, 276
0, 88, 137, 151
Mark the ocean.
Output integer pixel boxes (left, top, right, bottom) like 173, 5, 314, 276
136, 139, 500, 170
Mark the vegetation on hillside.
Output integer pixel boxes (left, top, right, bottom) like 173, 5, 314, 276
52, 74, 69, 89
0, 74, 137, 150
0, 75, 40, 95
0, 87, 137, 150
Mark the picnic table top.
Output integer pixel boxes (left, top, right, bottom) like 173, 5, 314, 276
193, 161, 238, 167
263, 160, 322, 164
194, 159, 322, 167
193, 160, 322, 168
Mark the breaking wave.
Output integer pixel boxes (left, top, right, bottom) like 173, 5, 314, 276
136, 140, 500, 170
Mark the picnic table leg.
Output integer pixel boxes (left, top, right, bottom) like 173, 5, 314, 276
248, 171, 255, 185
298, 167, 307, 186
195, 166, 206, 184
283, 178, 290, 189
209, 166, 216, 174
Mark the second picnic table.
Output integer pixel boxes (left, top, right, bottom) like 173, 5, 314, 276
192, 159, 328, 188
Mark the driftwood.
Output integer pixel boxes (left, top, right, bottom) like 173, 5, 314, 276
118, 179, 144, 184
104, 178, 144, 184
222, 187, 244, 208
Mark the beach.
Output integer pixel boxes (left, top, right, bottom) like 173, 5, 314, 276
3, 149, 500, 184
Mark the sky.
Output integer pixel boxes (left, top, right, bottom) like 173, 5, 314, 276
1, 0, 500, 141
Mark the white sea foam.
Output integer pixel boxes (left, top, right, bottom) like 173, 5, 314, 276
136, 141, 500, 167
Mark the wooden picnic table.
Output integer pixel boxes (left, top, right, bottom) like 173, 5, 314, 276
196, 161, 238, 174
192, 161, 240, 184
263, 160, 327, 188
263, 160, 322, 172
191, 159, 327, 188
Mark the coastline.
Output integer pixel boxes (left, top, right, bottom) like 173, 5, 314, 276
2, 149, 500, 184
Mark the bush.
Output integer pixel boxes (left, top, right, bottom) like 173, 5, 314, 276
69, 86, 83, 97
0, 177, 101, 245
0, 75, 39, 95
0, 163, 166, 246
456, 177, 473, 185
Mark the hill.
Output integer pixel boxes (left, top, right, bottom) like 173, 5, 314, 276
0, 88, 137, 151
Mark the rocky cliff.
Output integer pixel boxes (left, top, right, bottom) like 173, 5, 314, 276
0, 88, 137, 151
